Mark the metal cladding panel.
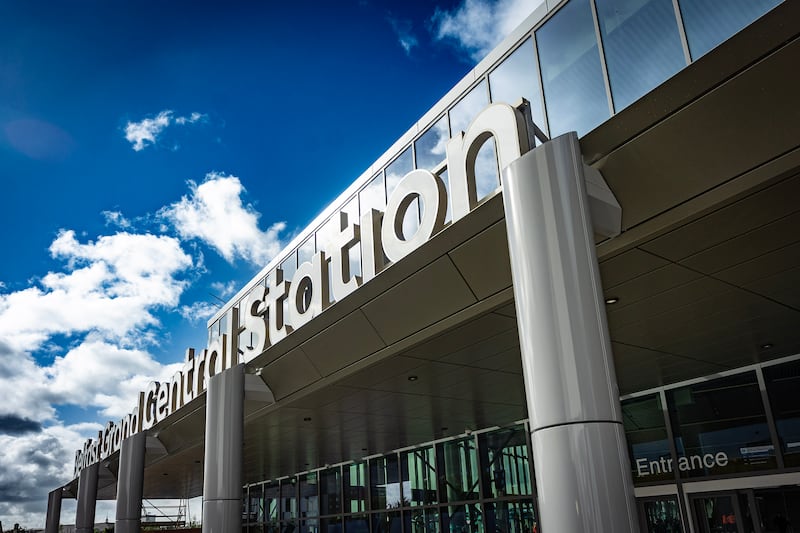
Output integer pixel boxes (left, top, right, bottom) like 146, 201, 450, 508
360, 255, 478, 345
300, 309, 387, 376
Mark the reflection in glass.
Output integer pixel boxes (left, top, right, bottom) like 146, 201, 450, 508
320, 467, 341, 516
622, 394, 673, 483
248, 483, 265, 525
640, 497, 682, 533
439, 437, 480, 503
473, 138, 499, 202
371, 455, 402, 509
321, 516, 342, 533
265, 482, 280, 526
281, 477, 298, 521
489, 38, 546, 134
537, 0, 610, 136
444, 504, 484, 533
678, 0, 780, 60
401, 446, 438, 506
485, 500, 537, 533
479, 426, 532, 498
764, 360, 800, 467
344, 462, 367, 513
667, 371, 776, 478
416, 116, 449, 171
300, 472, 319, 518
385, 147, 419, 239
300, 519, 320, 533
450, 81, 488, 137
298, 236, 315, 265
372, 511, 402, 533
595, 0, 686, 110
405, 506, 440, 533
344, 515, 369, 533
360, 173, 386, 215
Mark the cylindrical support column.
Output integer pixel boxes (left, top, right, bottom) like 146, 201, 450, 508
44, 488, 62, 533
115, 431, 146, 533
501, 132, 639, 533
75, 462, 99, 533
202, 363, 244, 533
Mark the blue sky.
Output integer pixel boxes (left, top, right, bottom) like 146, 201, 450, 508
0, 0, 540, 526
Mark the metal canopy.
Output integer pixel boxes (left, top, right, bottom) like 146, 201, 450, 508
92, 1, 800, 501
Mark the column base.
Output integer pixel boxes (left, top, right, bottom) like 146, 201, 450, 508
115, 518, 142, 533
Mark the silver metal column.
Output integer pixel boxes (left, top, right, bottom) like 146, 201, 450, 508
75, 462, 99, 533
115, 432, 146, 533
501, 132, 639, 533
44, 488, 62, 533
202, 362, 244, 533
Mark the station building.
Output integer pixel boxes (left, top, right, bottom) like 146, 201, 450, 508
45, 0, 800, 532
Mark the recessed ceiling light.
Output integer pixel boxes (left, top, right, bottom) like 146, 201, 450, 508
760, 343, 774, 350
408, 375, 419, 381
303, 417, 312, 422
605, 297, 619, 305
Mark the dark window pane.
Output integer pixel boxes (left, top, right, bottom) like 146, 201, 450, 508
344, 515, 369, 533
438, 437, 480, 503
764, 360, 800, 467
443, 504, 484, 533
489, 38, 547, 134
639, 497, 683, 533
371, 455, 402, 509
667, 371, 776, 478
537, 0, 610, 136
320, 467, 342, 515
678, 0, 781, 60
344, 462, 368, 513
265, 482, 280, 525
596, 0, 686, 110
485, 500, 538, 533
300, 472, 319, 518
479, 426, 533, 498
281, 477, 298, 520
622, 394, 673, 483
372, 511, 402, 533
404, 506, 440, 533
401, 446, 438, 506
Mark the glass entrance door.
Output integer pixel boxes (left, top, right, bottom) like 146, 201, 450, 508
638, 496, 683, 532
691, 492, 758, 533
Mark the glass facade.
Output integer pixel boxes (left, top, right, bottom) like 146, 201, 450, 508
210, 0, 780, 337
764, 359, 800, 467
245, 425, 538, 533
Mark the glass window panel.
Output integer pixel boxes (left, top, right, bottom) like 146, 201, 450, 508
439, 169, 452, 225
401, 446, 438, 506
301, 518, 320, 533
300, 472, 319, 518
344, 515, 370, 533
360, 172, 386, 216
265, 482, 281, 525
385, 147, 419, 240
678, 0, 781, 60
415, 116, 449, 171
438, 437, 480, 503
320, 467, 342, 515
345, 462, 368, 513
321, 516, 342, 533
280, 477, 298, 520
450, 81, 488, 137
404, 507, 440, 533
443, 504, 484, 533
372, 511, 402, 533
596, 0, 686, 111
298, 236, 315, 265
484, 500, 537, 533
537, 0, 610, 136
667, 371, 776, 478
640, 496, 683, 533
473, 137, 500, 202
764, 360, 800, 467
622, 394, 673, 483
248, 484, 265, 524
479, 426, 532, 498
281, 252, 298, 280
489, 38, 547, 134
371, 455, 402, 509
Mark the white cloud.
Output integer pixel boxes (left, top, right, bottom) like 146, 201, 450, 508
211, 280, 238, 299
387, 15, 419, 55
0, 231, 192, 352
161, 172, 286, 266
433, 0, 543, 62
102, 210, 132, 229
124, 110, 208, 151
179, 301, 220, 325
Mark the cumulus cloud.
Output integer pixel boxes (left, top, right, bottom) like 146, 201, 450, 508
101, 210, 132, 229
124, 110, 207, 151
387, 15, 419, 54
179, 301, 220, 324
433, 0, 543, 62
160, 173, 286, 266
